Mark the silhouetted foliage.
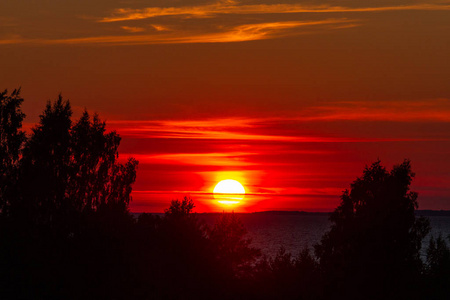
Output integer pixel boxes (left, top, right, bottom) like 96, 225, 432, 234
16, 96, 73, 226
161, 197, 209, 257
210, 213, 260, 277
0, 93, 139, 299
69, 110, 137, 212
267, 247, 299, 296
315, 160, 430, 299
0, 89, 26, 215
7, 95, 138, 230
158, 197, 214, 298
122, 197, 262, 299
252, 246, 321, 300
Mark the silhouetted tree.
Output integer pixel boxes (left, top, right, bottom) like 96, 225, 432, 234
0, 93, 139, 299
69, 111, 117, 211
315, 160, 430, 299
210, 213, 260, 278
155, 197, 217, 297
9, 96, 137, 229
252, 246, 321, 300
15, 95, 73, 226
69, 110, 138, 214
150, 199, 263, 299
268, 247, 298, 297
294, 247, 322, 299
0, 89, 26, 215
161, 197, 208, 247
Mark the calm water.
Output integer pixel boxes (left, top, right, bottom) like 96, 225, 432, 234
199, 214, 450, 258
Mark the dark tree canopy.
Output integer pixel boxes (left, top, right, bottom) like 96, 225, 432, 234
0, 91, 140, 299
16, 96, 73, 224
3, 94, 138, 228
315, 160, 430, 299
0, 89, 26, 215
210, 213, 260, 277
69, 110, 137, 212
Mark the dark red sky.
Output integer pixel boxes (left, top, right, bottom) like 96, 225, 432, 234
1, 0, 450, 212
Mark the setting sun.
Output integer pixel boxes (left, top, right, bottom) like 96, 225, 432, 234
213, 179, 245, 205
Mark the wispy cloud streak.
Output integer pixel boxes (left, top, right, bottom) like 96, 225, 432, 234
121, 152, 258, 166
0, 19, 354, 45
100, 2, 450, 22
121, 26, 145, 33
302, 99, 450, 122
109, 114, 450, 143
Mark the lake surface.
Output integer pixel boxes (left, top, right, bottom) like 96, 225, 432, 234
199, 214, 450, 258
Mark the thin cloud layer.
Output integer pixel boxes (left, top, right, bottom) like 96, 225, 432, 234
0, 19, 356, 45
300, 99, 450, 122
2, 1, 449, 46
100, 1, 450, 22
108, 97, 450, 142
121, 26, 146, 33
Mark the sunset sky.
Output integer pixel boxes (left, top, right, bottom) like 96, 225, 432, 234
1, 0, 450, 212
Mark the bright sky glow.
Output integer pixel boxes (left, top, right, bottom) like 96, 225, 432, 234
1, 0, 450, 212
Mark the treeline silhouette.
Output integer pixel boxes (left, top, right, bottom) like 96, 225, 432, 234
1, 89, 449, 299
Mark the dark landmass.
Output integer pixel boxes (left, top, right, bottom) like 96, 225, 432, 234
416, 210, 450, 216
254, 210, 450, 216
252, 210, 330, 216
135, 210, 450, 217
255, 210, 450, 216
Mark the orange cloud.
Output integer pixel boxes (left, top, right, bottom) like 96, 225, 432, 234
2, 19, 354, 45
100, 2, 450, 22
150, 24, 169, 31
120, 26, 145, 33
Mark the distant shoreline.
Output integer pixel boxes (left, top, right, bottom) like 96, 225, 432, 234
415, 210, 450, 217
131, 210, 450, 217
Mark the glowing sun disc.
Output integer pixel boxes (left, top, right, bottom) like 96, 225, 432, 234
214, 179, 245, 194
213, 179, 245, 202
